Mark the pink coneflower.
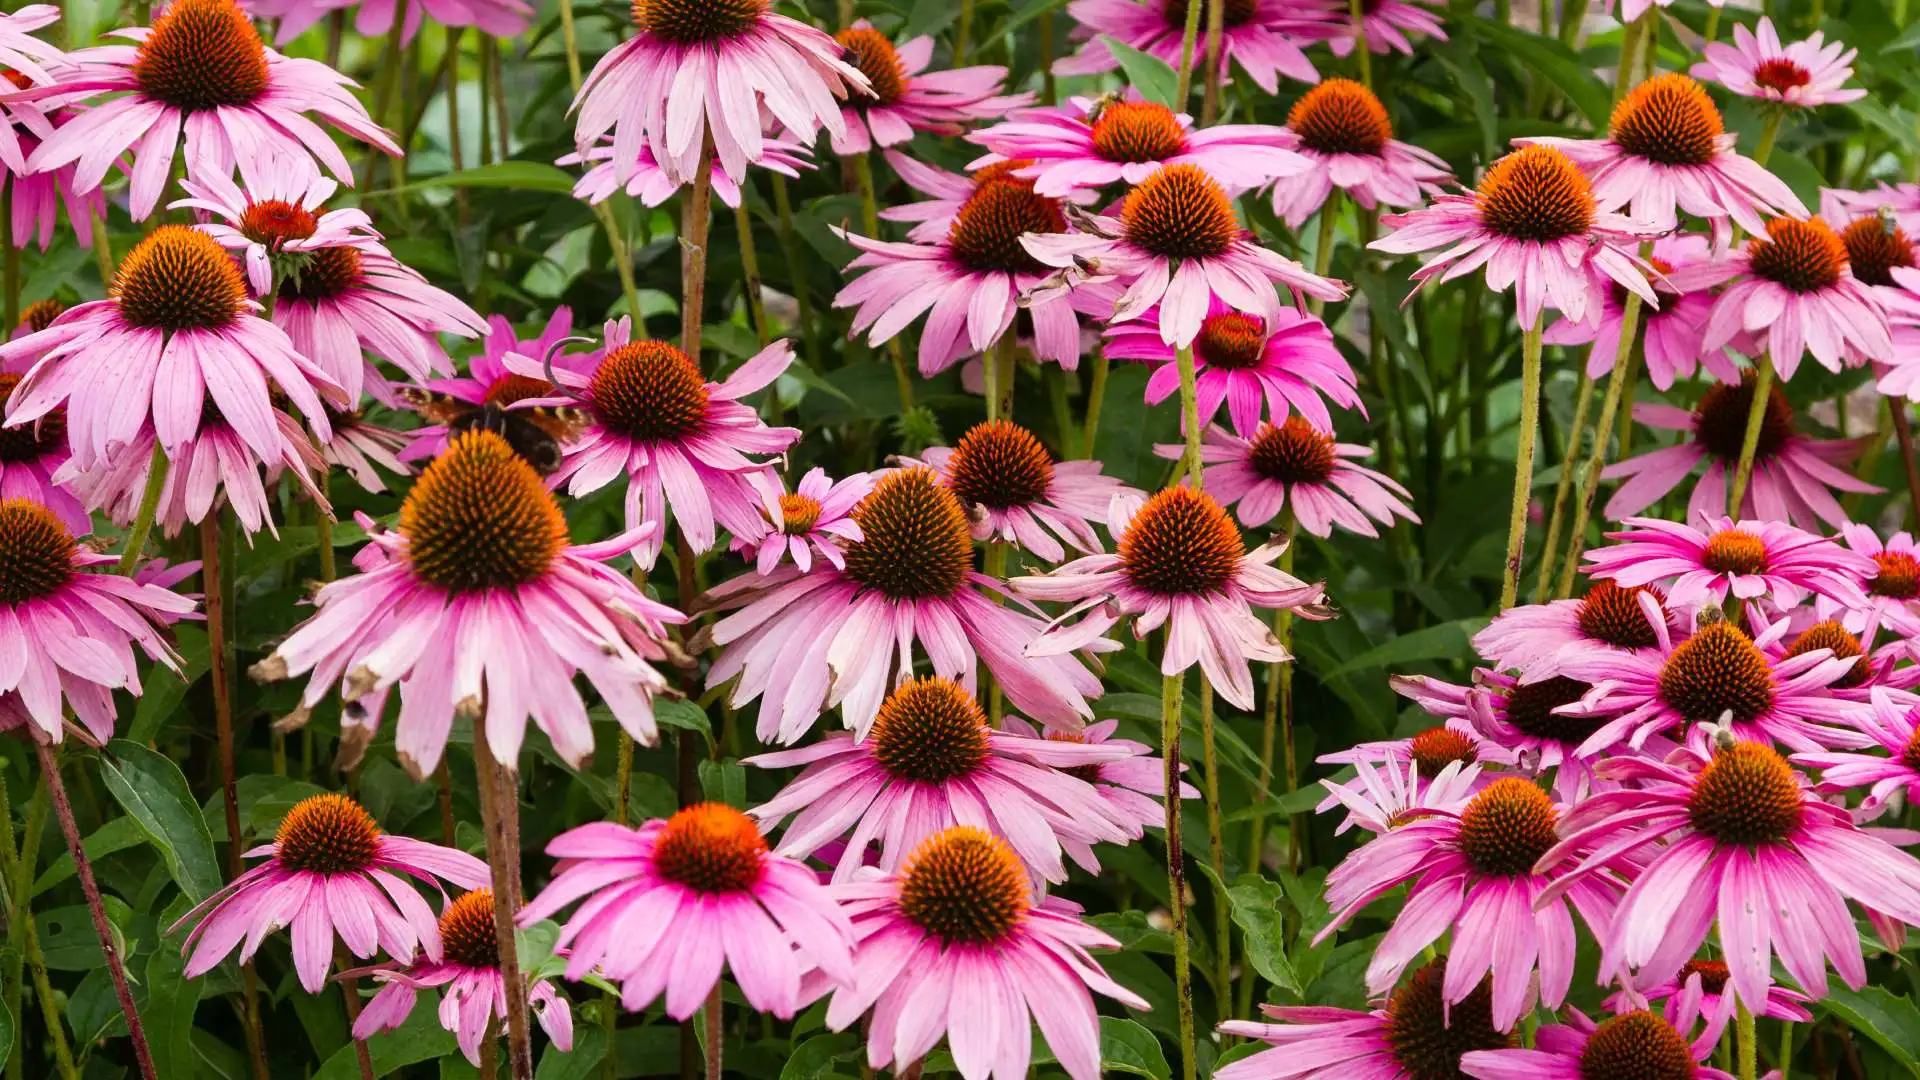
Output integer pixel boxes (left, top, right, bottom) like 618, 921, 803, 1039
1691, 17, 1864, 109
704, 467, 1106, 743
247, 431, 684, 776
1054, 0, 1321, 93
1321, 0, 1447, 56
732, 467, 870, 575
0, 354, 82, 533
176, 157, 485, 403
1795, 688, 1920, 818
569, 0, 869, 185
1461, 1005, 1734, 1080
1605, 959, 1815, 1024
352, 889, 571, 1066
1473, 580, 1672, 684
1543, 234, 1723, 391
246, 0, 532, 45
1765, 617, 1917, 702
1218, 959, 1514, 1080
968, 95, 1306, 197
1824, 182, 1920, 235
7, 132, 106, 252
1824, 525, 1920, 638
879, 154, 1092, 242
1538, 739, 1920, 1005
1005, 714, 1191, 859
402, 307, 575, 464
1582, 515, 1875, 613
57, 405, 330, 539
807, 827, 1146, 1080
562, 134, 813, 209
1555, 610, 1869, 755
1601, 375, 1880, 529
0, 498, 197, 744
0, 10, 108, 251
1689, 216, 1891, 379
835, 176, 1088, 373
22, 0, 399, 221
1314, 749, 1488, 835
745, 676, 1139, 883
505, 323, 797, 571
1396, 671, 1611, 797
831, 23, 1027, 156
1523, 74, 1803, 237
912, 420, 1137, 562
0, 225, 343, 472
1014, 486, 1329, 710
1265, 78, 1451, 228
518, 803, 856, 1018
319, 406, 410, 494
1163, 419, 1416, 537
171, 792, 489, 993
1372, 145, 1661, 328
1101, 298, 1361, 435
1023, 164, 1347, 348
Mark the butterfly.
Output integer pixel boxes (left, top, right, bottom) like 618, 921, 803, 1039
395, 387, 590, 475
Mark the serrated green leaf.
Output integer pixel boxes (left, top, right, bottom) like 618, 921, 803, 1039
1822, 986, 1920, 1076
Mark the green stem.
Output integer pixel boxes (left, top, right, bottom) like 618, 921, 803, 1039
1702, 5, 1721, 49
1726, 357, 1775, 516
1040, 9, 1057, 105
1736, 1002, 1757, 1080
984, 542, 1008, 723
681, 139, 716, 358
1752, 109, 1783, 167
1308, 196, 1339, 319
1173, 0, 1205, 106
116, 443, 170, 575
1554, 288, 1643, 599
735, 196, 771, 347
1614, 13, 1646, 103
555, 0, 584, 91
1159, 670, 1197, 1080
1198, 681, 1230, 1020
988, 336, 1016, 421
1175, 345, 1203, 486
1499, 319, 1546, 610
1347, 0, 1371, 87
770, 177, 822, 373
1778, 1021, 1793, 1080
0, 771, 76, 1080
1200, 0, 1226, 123
1080, 352, 1111, 458
954, 0, 975, 64
1532, 365, 1596, 603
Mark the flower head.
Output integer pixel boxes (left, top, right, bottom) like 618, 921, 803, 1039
571, 0, 869, 185
24, 0, 400, 220
732, 467, 871, 575
1371, 145, 1661, 327
746, 675, 1144, 883
1539, 740, 1920, 1006
563, 133, 813, 209
0, 498, 197, 744
1314, 750, 1489, 835
1473, 580, 1673, 685
518, 803, 856, 1020
1014, 486, 1329, 709
1601, 374, 1880, 530
1217, 958, 1513, 1080
967, 95, 1307, 198
1102, 299, 1361, 435
1024, 164, 1346, 349
172, 792, 489, 993
249, 430, 685, 776
1544, 234, 1721, 392
1825, 525, 1920, 639
1691, 18, 1864, 108
351, 888, 573, 1065
705, 467, 1106, 743
0, 224, 344, 472
1163, 419, 1416, 537
911, 420, 1139, 562
808, 827, 1146, 1080
1582, 515, 1875, 613
1461, 1005, 1734, 1080
507, 321, 799, 570
402, 307, 575, 464
1267, 78, 1451, 227
246, 0, 532, 45
1692, 215, 1892, 379
1796, 688, 1920, 819
1053, 0, 1323, 94
0, 355, 81, 533
832, 23, 1030, 156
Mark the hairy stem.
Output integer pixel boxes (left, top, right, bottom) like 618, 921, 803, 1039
1159, 671, 1197, 1080
1499, 319, 1546, 610
1532, 367, 1596, 602
115, 444, 170, 575
1726, 356, 1775, 516
1080, 352, 1111, 459
474, 728, 534, 1080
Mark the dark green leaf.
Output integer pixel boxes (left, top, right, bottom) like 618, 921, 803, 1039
779, 1033, 861, 1080
1466, 17, 1611, 127
1822, 987, 1920, 1076
311, 994, 460, 1079
1102, 37, 1181, 107
1100, 1017, 1171, 1080
1321, 617, 1489, 678
100, 739, 223, 903
384, 160, 580, 195
142, 934, 202, 1080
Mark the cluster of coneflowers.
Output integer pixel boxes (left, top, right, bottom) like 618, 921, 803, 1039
0, 0, 1916, 1078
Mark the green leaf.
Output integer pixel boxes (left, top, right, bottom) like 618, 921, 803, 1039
1100, 1017, 1171, 1080
1465, 17, 1611, 128
1321, 617, 1489, 678
1101, 37, 1180, 108
1822, 987, 1920, 1076
536, 1019, 607, 1080
1198, 868, 1300, 993
142, 934, 202, 1080
698, 760, 748, 809
0, 992, 14, 1078
126, 625, 207, 745
384, 160, 580, 196
656, 698, 714, 747
1884, 20, 1920, 51
33, 815, 148, 898
100, 739, 223, 904
779, 1033, 860, 1080
311, 994, 459, 1079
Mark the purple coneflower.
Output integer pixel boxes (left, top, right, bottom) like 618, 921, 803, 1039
731, 467, 870, 576
352, 889, 572, 1065
0, 498, 197, 744
1014, 486, 1329, 710
248, 430, 684, 776
912, 420, 1138, 562
1823, 525, 1920, 638
1544, 234, 1722, 391
319, 406, 410, 495
562, 134, 813, 209
1162, 419, 1416, 537
1461, 1004, 1735, 1080
22, 0, 399, 220
1314, 750, 1488, 835
832, 23, 1029, 156
518, 803, 856, 1019
1473, 580, 1672, 685
704, 467, 1106, 743
1397, 670, 1610, 798
1582, 515, 1875, 613
1319, 0, 1447, 56
246, 0, 532, 45
0, 349, 81, 533
746, 676, 1140, 883
1265, 78, 1451, 228
1689, 215, 1891, 379
1007, 714, 1189, 859
1605, 959, 1814, 1023
1053, 0, 1322, 93
401, 307, 574, 464
1691, 17, 1864, 109
808, 827, 1146, 1080
173, 792, 489, 992
1795, 688, 1920, 819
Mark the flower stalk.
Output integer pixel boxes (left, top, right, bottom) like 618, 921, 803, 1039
1726, 355, 1775, 516
1500, 318, 1547, 609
